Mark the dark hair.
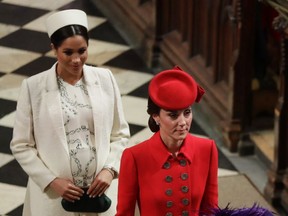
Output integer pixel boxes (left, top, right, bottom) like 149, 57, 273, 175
50, 24, 89, 49
147, 97, 161, 132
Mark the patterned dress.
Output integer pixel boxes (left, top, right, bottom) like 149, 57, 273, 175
57, 76, 96, 188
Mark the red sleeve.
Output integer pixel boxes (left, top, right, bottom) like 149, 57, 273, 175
200, 140, 218, 213
116, 149, 139, 216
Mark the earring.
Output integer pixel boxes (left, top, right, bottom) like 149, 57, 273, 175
156, 121, 159, 125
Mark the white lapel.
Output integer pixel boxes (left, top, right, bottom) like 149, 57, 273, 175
83, 65, 103, 153
44, 63, 69, 156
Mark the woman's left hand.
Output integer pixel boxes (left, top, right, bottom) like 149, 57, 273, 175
87, 169, 113, 197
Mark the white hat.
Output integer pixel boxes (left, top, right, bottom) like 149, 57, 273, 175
46, 9, 88, 37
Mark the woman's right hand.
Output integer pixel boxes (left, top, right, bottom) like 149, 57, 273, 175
49, 178, 84, 202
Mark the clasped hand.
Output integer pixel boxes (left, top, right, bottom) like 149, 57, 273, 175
49, 169, 113, 202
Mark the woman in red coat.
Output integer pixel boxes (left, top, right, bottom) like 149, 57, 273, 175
116, 66, 218, 216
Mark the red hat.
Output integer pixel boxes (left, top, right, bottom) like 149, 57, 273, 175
148, 66, 205, 110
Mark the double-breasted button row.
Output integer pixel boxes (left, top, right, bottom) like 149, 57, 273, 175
165, 210, 189, 216
165, 186, 188, 196
165, 174, 188, 182
163, 157, 190, 215
163, 159, 188, 169
166, 199, 189, 207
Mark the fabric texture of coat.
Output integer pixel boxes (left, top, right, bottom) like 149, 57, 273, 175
116, 132, 218, 216
10, 63, 130, 216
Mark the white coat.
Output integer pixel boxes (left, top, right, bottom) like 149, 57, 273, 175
10, 63, 130, 216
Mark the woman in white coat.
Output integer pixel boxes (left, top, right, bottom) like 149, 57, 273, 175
10, 9, 130, 216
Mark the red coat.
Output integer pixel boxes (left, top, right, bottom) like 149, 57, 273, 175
116, 132, 218, 216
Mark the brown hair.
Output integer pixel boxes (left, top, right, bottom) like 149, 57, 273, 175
147, 97, 160, 132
